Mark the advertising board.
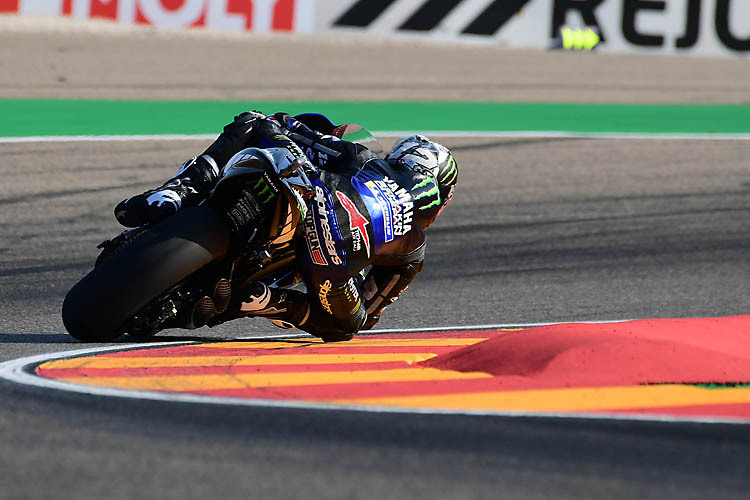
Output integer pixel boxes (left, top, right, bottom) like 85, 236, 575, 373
0, 0, 315, 32
2, 0, 748, 57
318, 0, 750, 58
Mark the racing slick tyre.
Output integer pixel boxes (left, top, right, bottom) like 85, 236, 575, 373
62, 205, 231, 342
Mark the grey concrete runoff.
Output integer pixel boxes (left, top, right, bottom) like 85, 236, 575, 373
1, 15, 750, 103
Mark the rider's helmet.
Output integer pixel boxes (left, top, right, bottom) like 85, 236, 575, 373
385, 135, 458, 227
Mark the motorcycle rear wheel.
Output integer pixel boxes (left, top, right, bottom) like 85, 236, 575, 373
62, 205, 231, 342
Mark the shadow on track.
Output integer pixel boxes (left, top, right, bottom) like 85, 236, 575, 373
0, 332, 218, 344
0, 333, 76, 344
0, 330, 318, 345
449, 137, 581, 151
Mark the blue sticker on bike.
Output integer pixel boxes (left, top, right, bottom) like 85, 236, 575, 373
351, 171, 396, 253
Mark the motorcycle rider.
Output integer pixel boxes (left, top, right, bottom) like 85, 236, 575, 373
114, 112, 458, 341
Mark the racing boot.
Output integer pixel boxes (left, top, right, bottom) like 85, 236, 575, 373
114, 155, 219, 227
209, 281, 354, 342
215, 281, 289, 320
210, 282, 306, 326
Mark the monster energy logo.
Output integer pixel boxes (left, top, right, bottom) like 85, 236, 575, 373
440, 156, 458, 185
253, 175, 277, 205
412, 177, 440, 211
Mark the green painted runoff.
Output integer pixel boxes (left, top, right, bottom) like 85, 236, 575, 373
1, 99, 749, 136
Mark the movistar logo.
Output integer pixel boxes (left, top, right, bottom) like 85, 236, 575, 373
412, 177, 440, 211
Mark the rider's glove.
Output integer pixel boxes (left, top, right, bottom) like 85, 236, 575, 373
271, 112, 295, 129
224, 111, 264, 139
234, 110, 266, 122
203, 111, 267, 168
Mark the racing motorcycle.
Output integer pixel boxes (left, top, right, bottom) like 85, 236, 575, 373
62, 115, 381, 342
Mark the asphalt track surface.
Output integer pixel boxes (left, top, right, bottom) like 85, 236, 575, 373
2, 20, 750, 499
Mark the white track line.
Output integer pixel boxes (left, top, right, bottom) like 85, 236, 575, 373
236, 319, 634, 339
0, 134, 218, 143
0, 323, 747, 425
381, 131, 750, 140
3, 131, 750, 144
360, 319, 634, 334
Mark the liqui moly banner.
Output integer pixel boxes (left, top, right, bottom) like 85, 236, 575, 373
0, 0, 315, 32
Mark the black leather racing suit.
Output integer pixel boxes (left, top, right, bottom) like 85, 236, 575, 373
206, 113, 442, 341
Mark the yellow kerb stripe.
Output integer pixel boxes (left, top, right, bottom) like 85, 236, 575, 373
337, 385, 750, 412
197, 338, 489, 349
56, 368, 491, 392
41, 353, 438, 370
